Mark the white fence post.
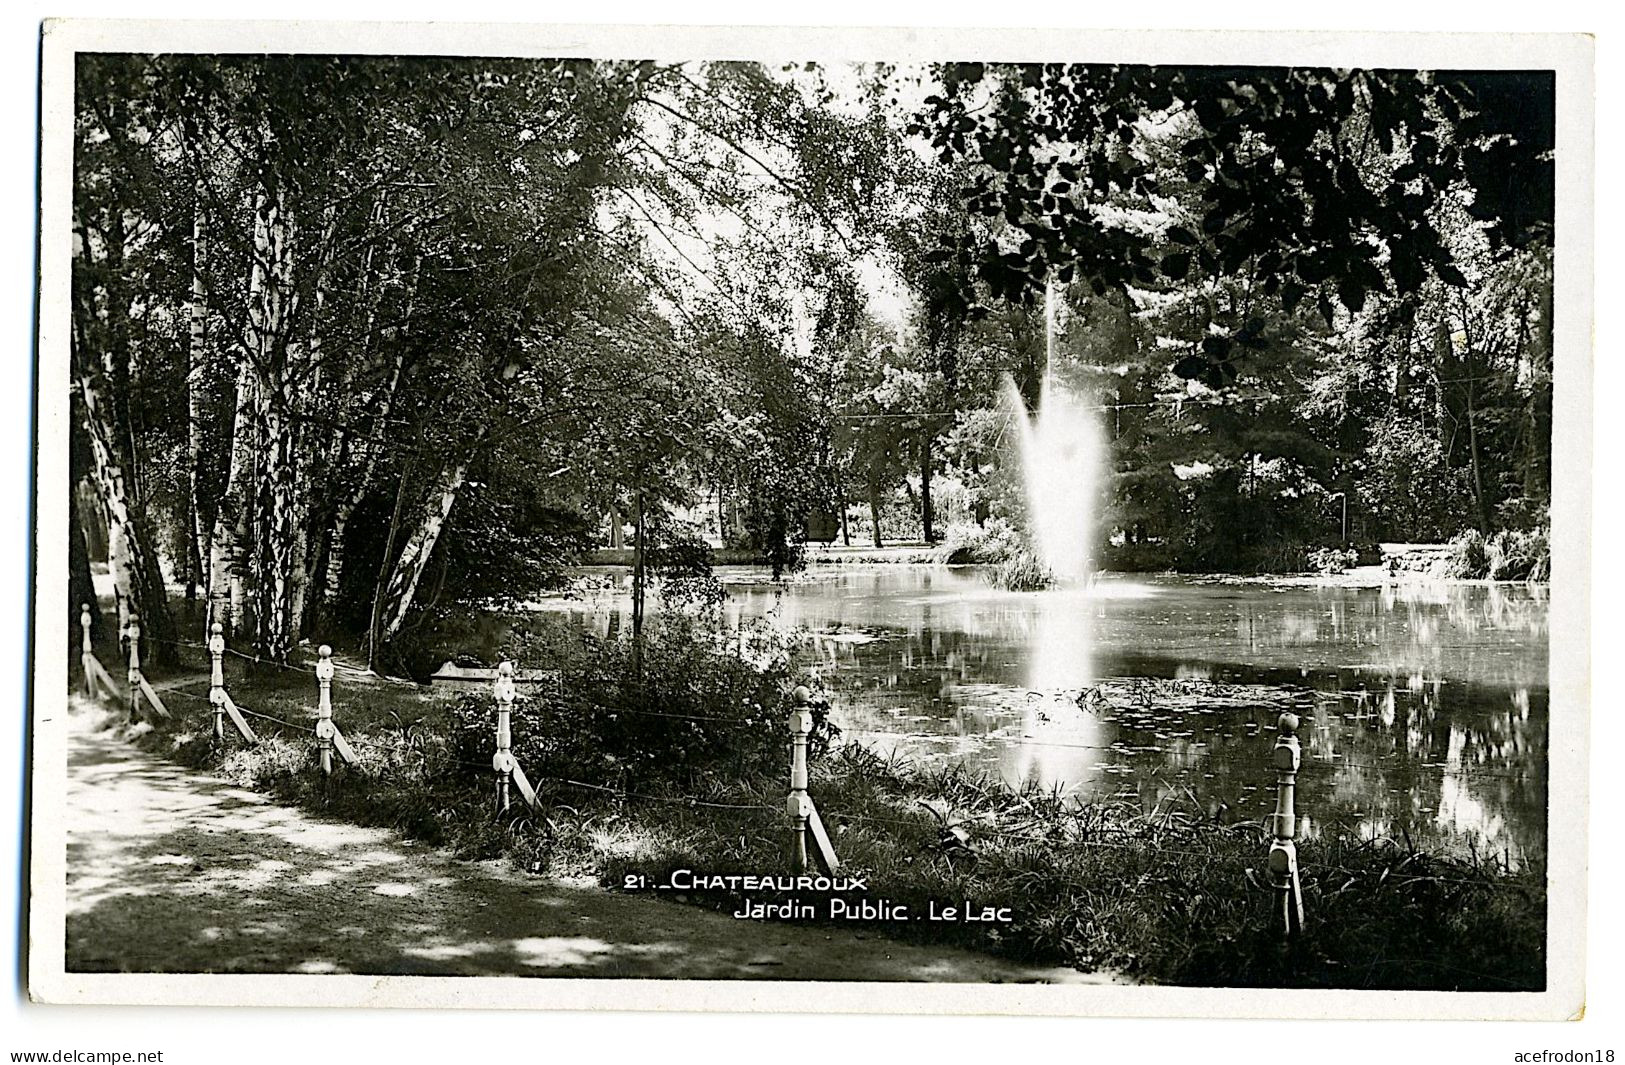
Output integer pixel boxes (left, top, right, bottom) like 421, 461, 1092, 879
315, 645, 336, 784
208, 622, 226, 743
787, 686, 814, 873
493, 661, 516, 814
80, 604, 95, 698
125, 612, 142, 724
1269, 711, 1306, 937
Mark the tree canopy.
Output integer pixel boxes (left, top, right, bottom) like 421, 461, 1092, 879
67, 55, 1555, 671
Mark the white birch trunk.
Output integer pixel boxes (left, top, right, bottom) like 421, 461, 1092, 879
241, 180, 304, 661
379, 461, 469, 641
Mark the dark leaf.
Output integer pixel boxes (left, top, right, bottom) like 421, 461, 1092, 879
1281, 281, 1306, 313
1338, 276, 1366, 314
1160, 252, 1191, 281
1173, 354, 1208, 380
1437, 262, 1469, 287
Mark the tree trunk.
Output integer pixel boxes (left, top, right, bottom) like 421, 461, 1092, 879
919, 431, 936, 543
203, 341, 257, 641
367, 455, 414, 671
970, 449, 990, 525
185, 202, 213, 606
1455, 303, 1494, 533
243, 181, 304, 663
1394, 301, 1413, 408
715, 477, 726, 546
317, 345, 408, 631
868, 467, 884, 548
72, 197, 178, 665
1522, 270, 1553, 506
631, 490, 646, 674
311, 252, 418, 634
78, 371, 178, 666
249, 390, 301, 661
378, 460, 470, 642
69, 482, 101, 645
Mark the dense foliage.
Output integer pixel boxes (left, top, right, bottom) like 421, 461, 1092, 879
70, 57, 1553, 674
446, 621, 838, 791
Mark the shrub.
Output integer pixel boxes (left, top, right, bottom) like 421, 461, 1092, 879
448, 621, 838, 793
1487, 526, 1550, 581
993, 548, 1054, 590
933, 517, 1024, 565
1307, 546, 1358, 574
1355, 415, 1472, 541
1100, 539, 1177, 572
1442, 529, 1490, 579
1440, 525, 1549, 581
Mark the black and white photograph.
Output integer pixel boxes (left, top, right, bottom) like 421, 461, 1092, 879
23, 18, 1595, 1031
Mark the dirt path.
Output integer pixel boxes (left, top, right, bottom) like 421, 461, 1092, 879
64, 700, 1101, 982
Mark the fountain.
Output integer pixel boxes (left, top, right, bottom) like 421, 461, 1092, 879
1001, 281, 1106, 581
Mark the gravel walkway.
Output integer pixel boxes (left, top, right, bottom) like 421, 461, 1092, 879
64, 700, 1100, 982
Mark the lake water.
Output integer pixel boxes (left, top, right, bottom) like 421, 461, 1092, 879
548, 566, 1548, 866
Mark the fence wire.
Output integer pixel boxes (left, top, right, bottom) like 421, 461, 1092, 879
111, 633, 1544, 785
78, 639, 1538, 891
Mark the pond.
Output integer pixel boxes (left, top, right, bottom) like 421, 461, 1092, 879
544, 566, 1548, 866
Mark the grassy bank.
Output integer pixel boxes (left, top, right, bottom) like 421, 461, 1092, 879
74, 622, 1545, 991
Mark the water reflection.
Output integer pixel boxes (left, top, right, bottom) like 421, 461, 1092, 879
534, 567, 1548, 866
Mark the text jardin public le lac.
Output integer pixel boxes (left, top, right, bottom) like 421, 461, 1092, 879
621, 870, 1015, 923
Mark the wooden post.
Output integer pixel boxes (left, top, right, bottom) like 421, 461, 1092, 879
314, 645, 336, 783
1269, 711, 1306, 937
80, 604, 94, 698
492, 661, 516, 814
125, 612, 141, 724
208, 622, 226, 743
787, 686, 814, 873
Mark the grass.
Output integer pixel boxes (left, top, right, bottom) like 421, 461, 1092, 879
72, 624, 1546, 990
993, 549, 1055, 590
593, 747, 1545, 989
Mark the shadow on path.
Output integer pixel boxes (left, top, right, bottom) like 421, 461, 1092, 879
65, 699, 1102, 983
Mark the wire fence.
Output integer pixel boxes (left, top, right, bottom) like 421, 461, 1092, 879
115, 628, 1542, 783
103, 629, 1543, 791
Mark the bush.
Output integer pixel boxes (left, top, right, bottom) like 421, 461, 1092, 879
1441, 530, 1490, 578
933, 517, 1024, 565
1440, 525, 1549, 581
1307, 546, 1358, 574
1356, 415, 1472, 541
1100, 539, 1178, 572
448, 621, 838, 793
1487, 526, 1550, 581
598, 744, 1546, 990
993, 548, 1054, 590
